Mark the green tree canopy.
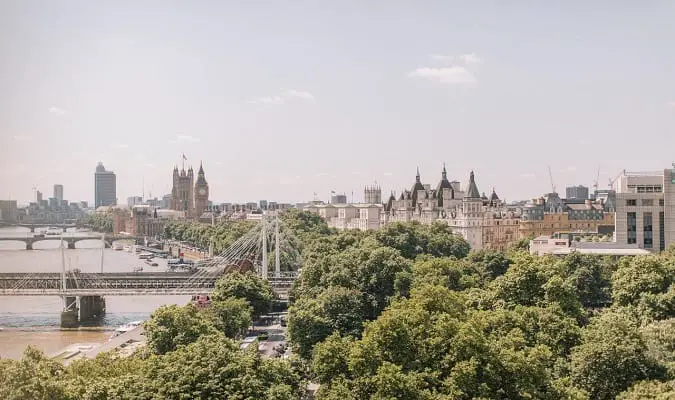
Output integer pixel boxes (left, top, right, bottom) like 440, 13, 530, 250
144, 303, 218, 354
212, 271, 273, 318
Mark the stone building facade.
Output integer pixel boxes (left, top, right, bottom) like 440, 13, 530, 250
380, 167, 521, 251
169, 162, 209, 219
518, 193, 615, 239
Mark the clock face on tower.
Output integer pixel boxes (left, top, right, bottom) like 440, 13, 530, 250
199, 188, 207, 196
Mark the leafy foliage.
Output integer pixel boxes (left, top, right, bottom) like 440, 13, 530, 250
212, 271, 273, 318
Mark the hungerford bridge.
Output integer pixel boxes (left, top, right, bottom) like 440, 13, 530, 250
0, 216, 300, 327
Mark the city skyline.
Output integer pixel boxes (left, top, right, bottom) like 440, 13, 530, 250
2, 2, 675, 203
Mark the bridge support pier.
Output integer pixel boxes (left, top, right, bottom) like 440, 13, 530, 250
30, 226, 35, 233
60, 297, 79, 328
79, 296, 106, 323
67, 241, 76, 250
26, 242, 33, 250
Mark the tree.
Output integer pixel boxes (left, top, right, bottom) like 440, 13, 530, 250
212, 271, 273, 318
144, 335, 303, 399
613, 255, 673, 306
374, 221, 470, 260
570, 311, 665, 399
640, 318, 675, 370
287, 296, 332, 359
0, 346, 66, 400
312, 332, 354, 384
144, 303, 217, 354
208, 297, 252, 338
617, 380, 675, 399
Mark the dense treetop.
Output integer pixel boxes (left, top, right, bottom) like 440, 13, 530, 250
2, 211, 675, 399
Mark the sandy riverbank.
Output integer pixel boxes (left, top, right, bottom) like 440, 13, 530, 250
0, 329, 111, 360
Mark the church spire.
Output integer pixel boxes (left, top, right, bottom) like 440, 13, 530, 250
416, 167, 421, 183
442, 162, 447, 179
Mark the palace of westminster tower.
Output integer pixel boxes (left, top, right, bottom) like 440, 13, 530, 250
169, 162, 209, 218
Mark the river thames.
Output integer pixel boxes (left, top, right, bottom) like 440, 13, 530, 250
0, 227, 189, 358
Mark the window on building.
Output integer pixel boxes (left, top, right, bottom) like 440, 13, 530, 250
644, 212, 653, 249
660, 199, 665, 207
627, 212, 637, 244
626, 199, 637, 206
660, 211, 665, 251
642, 199, 654, 207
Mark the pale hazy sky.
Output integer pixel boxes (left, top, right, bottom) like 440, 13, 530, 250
2, 1, 674, 205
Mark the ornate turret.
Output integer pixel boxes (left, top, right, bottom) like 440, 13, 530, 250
490, 188, 500, 206
465, 171, 481, 199
411, 167, 426, 206
436, 163, 454, 207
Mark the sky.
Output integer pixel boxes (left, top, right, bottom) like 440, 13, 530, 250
1, 1, 675, 205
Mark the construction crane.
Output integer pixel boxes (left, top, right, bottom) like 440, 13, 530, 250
592, 166, 600, 192
608, 169, 626, 190
547, 166, 556, 194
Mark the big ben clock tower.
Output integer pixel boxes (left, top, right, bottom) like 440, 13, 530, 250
194, 162, 209, 218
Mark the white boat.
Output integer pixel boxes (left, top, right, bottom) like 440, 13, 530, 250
123, 245, 132, 252
109, 320, 143, 340
45, 228, 61, 236
112, 242, 124, 251
138, 252, 154, 259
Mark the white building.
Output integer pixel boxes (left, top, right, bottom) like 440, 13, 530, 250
304, 203, 382, 231
615, 167, 675, 251
530, 235, 650, 256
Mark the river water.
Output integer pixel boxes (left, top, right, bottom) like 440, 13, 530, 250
0, 227, 189, 359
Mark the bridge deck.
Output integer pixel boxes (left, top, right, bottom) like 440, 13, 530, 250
0, 271, 295, 296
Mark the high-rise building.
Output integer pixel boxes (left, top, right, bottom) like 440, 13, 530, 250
53, 184, 64, 204
615, 167, 675, 251
566, 185, 589, 200
94, 162, 117, 208
36, 190, 43, 203
0, 200, 18, 222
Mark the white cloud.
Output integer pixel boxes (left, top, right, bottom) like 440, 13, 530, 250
112, 144, 129, 149
169, 135, 200, 144
49, 106, 67, 116
459, 53, 481, 64
315, 172, 329, 177
249, 96, 284, 104
383, 172, 393, 176
284, 90, 315, 101
143, 163, 156, 168
249, 89, 315, 104
667, 101, 675, 108
520, 172, 536, 179
12, 135, 32, 141
408, 66, 476, 84
566, 165, 577, 172
430, 54, 453, 61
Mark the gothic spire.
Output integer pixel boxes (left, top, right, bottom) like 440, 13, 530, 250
416, 166, 421, 183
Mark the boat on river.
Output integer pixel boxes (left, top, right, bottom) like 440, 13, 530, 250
112, 242, 124, 251
109, 320, 143, 340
